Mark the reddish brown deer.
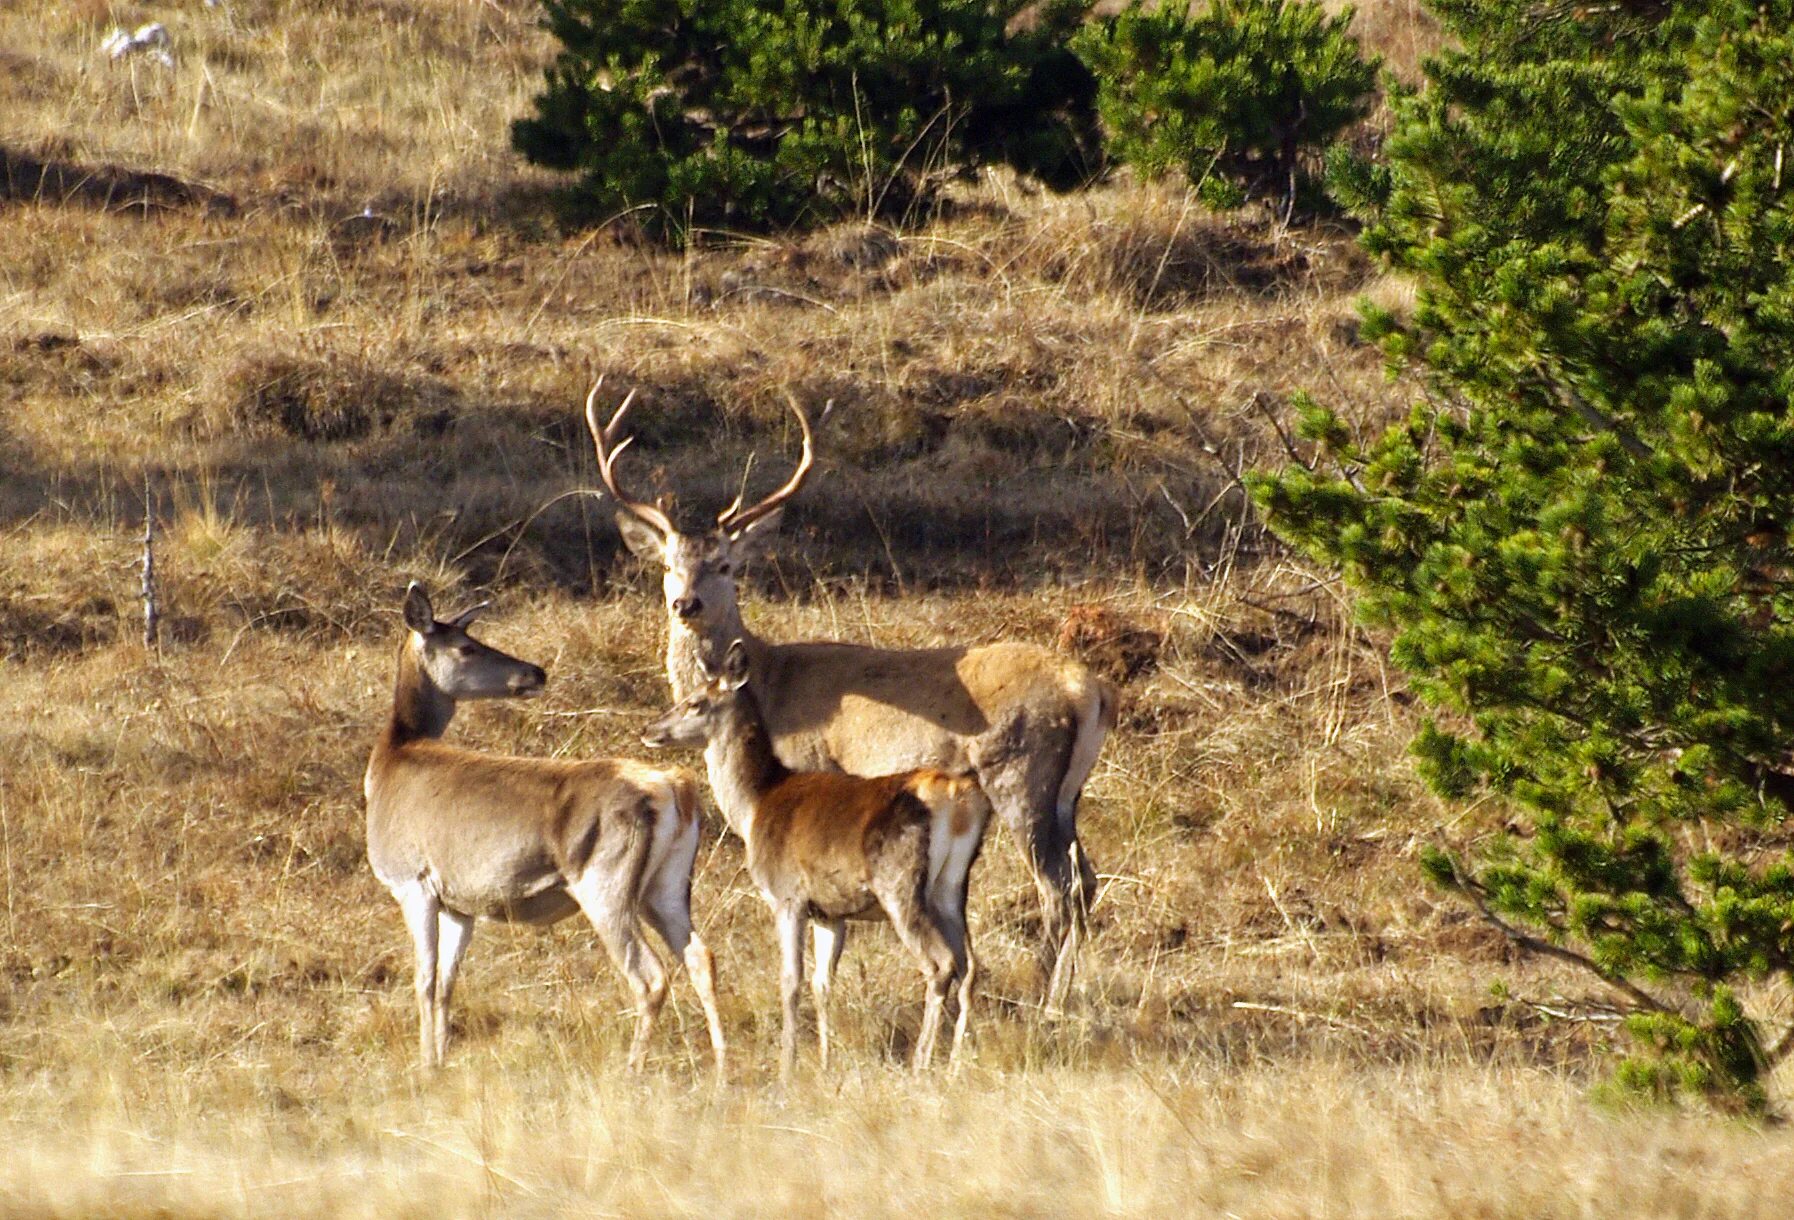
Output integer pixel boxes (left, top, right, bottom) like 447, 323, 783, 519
364, 583, 725, 1074
588, 381, 1116, 1002
642, 640, 990, 1081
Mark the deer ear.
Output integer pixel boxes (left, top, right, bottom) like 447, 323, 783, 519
448, 600, 490, 630
727, 507, 783, 556
721, 639, 751, 688
403, 583, 435, 634
616, 512, 669, 562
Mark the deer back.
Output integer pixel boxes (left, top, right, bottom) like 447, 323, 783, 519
747, 769, 939, 917
366, 743, 687, 923
745, 637, 1101, 776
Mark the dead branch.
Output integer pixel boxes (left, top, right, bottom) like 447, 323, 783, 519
140, 472, 159, 650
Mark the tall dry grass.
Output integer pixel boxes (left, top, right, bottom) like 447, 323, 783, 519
2, 2, 1781, 1215
9, 1060, 1794, 1218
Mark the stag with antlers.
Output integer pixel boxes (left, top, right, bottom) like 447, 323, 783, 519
585, 380, 1115, 998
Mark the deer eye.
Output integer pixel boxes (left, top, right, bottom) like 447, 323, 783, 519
715, 561, 733, 576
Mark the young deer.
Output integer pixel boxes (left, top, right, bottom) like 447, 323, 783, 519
364, 583, 726, 1074
641, 640, 990, 1081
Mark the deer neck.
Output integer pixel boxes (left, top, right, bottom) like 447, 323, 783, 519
384, 640, 457, 748
701, 687, 789, 841
668, 605, 755, 699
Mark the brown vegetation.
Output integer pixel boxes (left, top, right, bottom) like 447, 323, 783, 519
6, 1, 1794, 1214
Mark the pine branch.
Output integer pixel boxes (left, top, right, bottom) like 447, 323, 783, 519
1542, 375, 1653, 461
1447, 862, 1688, 1020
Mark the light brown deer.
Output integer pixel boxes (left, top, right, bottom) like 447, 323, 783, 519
586, 380, 1116, 1000
642, 640, 989, 1080
364, 582, 726, 1074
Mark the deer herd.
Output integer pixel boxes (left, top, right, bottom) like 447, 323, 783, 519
364, 380, 1118, 1081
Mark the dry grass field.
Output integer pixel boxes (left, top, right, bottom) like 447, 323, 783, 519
6, 1, 1794, 1215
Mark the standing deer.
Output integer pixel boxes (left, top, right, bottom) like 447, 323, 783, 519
642, 640, 990, 1080
585, 381, 1116, 998
364, 582, 726, 1074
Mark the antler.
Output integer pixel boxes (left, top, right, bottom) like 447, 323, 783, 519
716, 390, 816, 534
585, 377, 675, 537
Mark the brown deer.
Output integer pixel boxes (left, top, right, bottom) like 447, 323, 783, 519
642, 640, 990, 1080
364, 582, 726, 1074
587, 380, 1116, 1000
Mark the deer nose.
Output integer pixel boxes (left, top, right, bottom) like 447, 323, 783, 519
671, 596, 703, 619
511, 665, 547, 694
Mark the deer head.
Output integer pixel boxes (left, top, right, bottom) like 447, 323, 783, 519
639, 640, 752, 750
585, 379, 813, 630
401, 581, 546, 701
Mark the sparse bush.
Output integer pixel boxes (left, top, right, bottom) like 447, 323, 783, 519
512, 0, 1101, 242
1074, 0, 1378, 211
222, 350, 457, 442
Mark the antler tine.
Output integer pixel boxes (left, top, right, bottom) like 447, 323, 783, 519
717, 487, 747, 524
584, 379, 674, 536
717, 390, 815, 533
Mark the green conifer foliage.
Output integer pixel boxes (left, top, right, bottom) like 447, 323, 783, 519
1074, 0, 1377, 211
511, 0, 1099, 241
1252, 0, 1794, 1104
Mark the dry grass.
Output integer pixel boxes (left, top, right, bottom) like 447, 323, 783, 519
9, 1061, 1794, 1218
0, 2, 1778, 1215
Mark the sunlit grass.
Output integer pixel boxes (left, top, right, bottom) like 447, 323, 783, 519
3, 2, 1783, 1214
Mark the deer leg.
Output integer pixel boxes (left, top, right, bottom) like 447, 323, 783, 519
926, 852, 973, 972
570, 871, 667, 1074
875, 879, 956, 1073
910, 926, 956, 1073
982, 767, 1076, 983
1052, 716, 1101, 1005
926, 875, 975, 1072
1055, 698, 1105, 925
434, 909, 475, 1065
981, 709, 1100, 1006
775, 903, 808, 1085
393, 880, 441, 1068
1045, 841, 1091, 1011
640, 831, 727, 1080
1069, 826, 1099, 921
683, 934, 725, 1082
811, 919, 846, 1071
950, 945, 978, 1074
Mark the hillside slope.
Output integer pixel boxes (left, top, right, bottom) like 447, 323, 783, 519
7, 2, 1792, 1214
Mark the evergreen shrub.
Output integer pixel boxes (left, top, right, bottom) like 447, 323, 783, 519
512, 0, 1100, 242
1074, 0, 1378, 211
1252, 0, 1794, 1107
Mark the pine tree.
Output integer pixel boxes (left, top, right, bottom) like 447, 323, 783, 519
511, 0, 1099, 242
1253, 0, 1794, 1105
1075, 0, 1377, 212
